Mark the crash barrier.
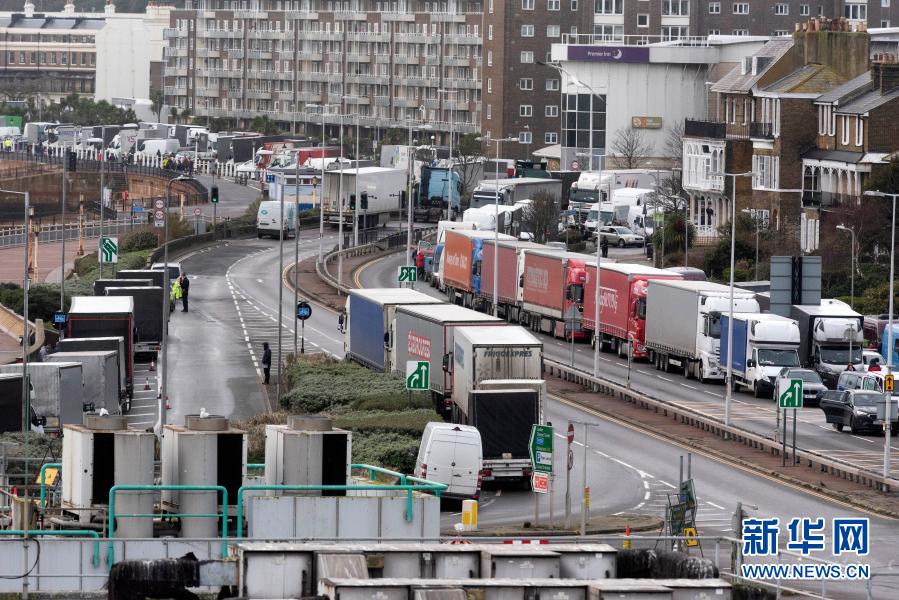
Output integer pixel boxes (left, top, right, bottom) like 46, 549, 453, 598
318, 226, 437, 294
543, 358, 899, 493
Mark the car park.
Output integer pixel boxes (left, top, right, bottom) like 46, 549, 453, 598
594, 226, 645, 248
819, 389, 899, 434
773, 367, 827, 406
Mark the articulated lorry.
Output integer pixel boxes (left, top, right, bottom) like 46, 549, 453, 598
470, 178, 562, 211
791, 301, 864, 388
430, 221, 475, 288
47, 350, 121, 414
414, 165, 462, 222
0, 362, 83, 429
94, 278, 152, 296
323, 166, 406, 229
479, 239, 548, 322
66, 296, 134, 402
440, 229, 515, 307
720, 313, 802, 398
451, 325, 544, 485
520, 249, 591, 340
104, 286, 165, 358
645, 280, 760, 382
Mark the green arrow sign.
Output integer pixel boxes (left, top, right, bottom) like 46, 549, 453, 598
778, 377, 803, 409
529, 424, 554, 474
398, 265, 417, 283
99, 236, 118, 264
405, 360, 429, 390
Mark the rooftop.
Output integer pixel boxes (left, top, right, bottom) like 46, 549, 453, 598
711, 39, 794, 93
760, 63, 847, 95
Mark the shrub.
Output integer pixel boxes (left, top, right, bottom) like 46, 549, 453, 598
333, 409, 436, 435
120, 229, 159, 253
351, 431, 421, 474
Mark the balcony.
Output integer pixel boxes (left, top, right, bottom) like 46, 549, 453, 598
684, 119, 726, 140
750, 122, 774, 139
801, 190, 854, 208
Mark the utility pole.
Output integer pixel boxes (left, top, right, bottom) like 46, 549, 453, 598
98, 126, 106, 279
60, 149, 67, 312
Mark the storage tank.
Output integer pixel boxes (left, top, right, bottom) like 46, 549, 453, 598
162, 414, 247, 538
61, 413, 154, 537
264, 415, 352, 496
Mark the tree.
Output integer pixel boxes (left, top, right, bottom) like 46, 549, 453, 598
383, 128, 405, 145
664, 121, 685, 168
149, 89, 164, 123
180, 108, 192, 125
250, 115, 280, 135
169, 106, 179, 124
521, 191, 558, 244
647, 171, 688, 214
610, 127, 651, 169
454, 133, 484, 209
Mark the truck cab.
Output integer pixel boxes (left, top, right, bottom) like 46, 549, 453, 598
792, 303, 864, 388
721, 313, 802, 398
697, 295, 760, 380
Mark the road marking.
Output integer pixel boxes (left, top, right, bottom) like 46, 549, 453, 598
657, 375, 673, 382
681, 384, 697, 390
644, 491, 650, 501
706, 501, 725, 510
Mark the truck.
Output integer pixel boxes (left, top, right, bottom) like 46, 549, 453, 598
431, 221, 475, 289
323, 166, 406, 229
450, 325, 544, 485
441, 230, 516, 308
520, 249, 591, 340
66, 296, 134, 402
470, 178, 562, 211
116, 269, 165, 288
344, 288, 442, 372
94, 278, 152, 296
104, 286, 165, 358
47, 351, 121, 413
791, 302, 864, 388
569, 172, 613, 226
0, 373, 44, 432
0, 362, 83, 429
645, 280, 760, 382
479, 239, 548, 322
720, 313, 802, 398
57, 337, 127, 409
582, 263, 682, 360
414, 165, 462, 222
391, 304, 501, 408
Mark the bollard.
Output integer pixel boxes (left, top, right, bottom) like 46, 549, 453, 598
461, 499, 478, 532
144, 378, 150, 390
623, 525, 632, 550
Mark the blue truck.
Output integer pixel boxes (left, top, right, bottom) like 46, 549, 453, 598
415, 166, 462, 222
720, 312, 801, 398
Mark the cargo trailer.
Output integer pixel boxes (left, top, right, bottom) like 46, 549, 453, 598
66, 296, 134, 400
520, 249, 591, 340
47, 350, 121, 413
0, 362, 83, 428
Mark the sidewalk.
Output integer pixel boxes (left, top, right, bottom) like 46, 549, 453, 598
0, 239, 99, 285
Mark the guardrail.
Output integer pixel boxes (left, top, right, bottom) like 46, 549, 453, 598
542, 358, 899, 494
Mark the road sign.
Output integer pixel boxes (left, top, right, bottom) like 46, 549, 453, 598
99, 236, 118, 264
567, 423, 574, 444
405, 360, 429, 390
398, 265, 417, 284
778, 378, 804, 409
296, 301, 312, 321
154, 199, 165, 210
529, 424, 554, 474
567, 449, 574, 471
886, 374, 895, 393
52, 311, 67, 327
266, 174, 275, 183
683, 527, 699, 547
194, 208, 202, 217
532, 472, 549, 494
132, 205, 144, 213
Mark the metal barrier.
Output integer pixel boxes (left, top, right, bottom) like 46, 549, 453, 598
542, 358, 899, 493
0, 530, 101, 567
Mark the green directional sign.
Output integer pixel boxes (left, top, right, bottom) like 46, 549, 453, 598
398, 265, 417, 283
778, 377, 803, 409
529, 424, 554, 474
405, 360, 429, 390
99, 236, 118, 264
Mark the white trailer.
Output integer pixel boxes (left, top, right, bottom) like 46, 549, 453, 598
323, 166, 406, 228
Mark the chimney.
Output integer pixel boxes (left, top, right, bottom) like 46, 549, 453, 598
872, 56, 899, 95
63, 0, 75, 14
104, 0, 115, 13
23, 0, 34, 16
795, 19, 870, 79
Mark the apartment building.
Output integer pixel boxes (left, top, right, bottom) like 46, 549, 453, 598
163, 0, 482, 145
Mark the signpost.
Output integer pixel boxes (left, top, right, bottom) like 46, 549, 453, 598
405, 360, 429, 390
565, 422, 574, 528
532, 473, 549, 494
886, 374, 895, 393
398, 265, 417, 287
52, 311, 67, 329
778, 378, 803, 466
296, 301, 312, 354
154, 198, 165, 229
529, 424, 553, 524
99, 236, 118, 264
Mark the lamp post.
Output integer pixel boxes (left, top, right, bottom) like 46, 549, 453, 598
864, 189, 897, 481
161, 175, 192, 432
438, 88, 457, 220
307, 103, 335, 263
476, 135, 517, 316
98, 126, 107, 279
406, 106, 426, 267
836, 224, 856, 310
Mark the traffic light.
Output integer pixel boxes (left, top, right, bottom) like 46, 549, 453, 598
349, 193, 356, 210
360, 191, 368, 210
66, 150, 76, 172
210, 185, 219, 204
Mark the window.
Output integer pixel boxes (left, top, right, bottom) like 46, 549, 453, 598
662, 26, 688, 40
708, 28, 721, 35
800, 4, 809, 15
546, 79, 560, 91
775, 3, 788, 14
486, 104, 492, 120
818, 105, 829, 135
487, 78, 493, 93
488, 24, 493, 40
562, 91, 606, 154
752, 155, 779, 190
884, 0, 891, 6
521, 24, 535, 36
520, 105, 533, 117
487, 50, 493, 66
773, 30, 789, 36
545, 132, 558, 144
593, 24, 624, 40
733, 2, 748, 14
637, 13, 649, 27
662, 0, 689, 15
519, 130, 533, 144
548, 0, 560, 9
571, 0, 578, 9
488, 0, 493, 11
521, 51, 534, 63
520, 77, 534, 90
733, 28, 749, 35
547, 25, 560, 37
708, 1, 720, 13
844, 2, 866, 19
522, 0, 535, 8
856, 117, 864, 146
546, 105, 559, 117
595, 0, 623, 14
842, 115, 850, 145
884, 20, 892, 28
818, 5, 825, 15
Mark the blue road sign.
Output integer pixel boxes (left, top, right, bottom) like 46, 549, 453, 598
296, 301, 312, 320
52, 311, 67, 326
266, 174, 275, 183
132, 206, 144, 213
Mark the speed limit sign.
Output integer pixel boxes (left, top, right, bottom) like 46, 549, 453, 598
194, 208, 202, 216
154, 198, 165, 210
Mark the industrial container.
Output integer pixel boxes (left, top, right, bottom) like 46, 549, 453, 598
57, 337, 125, 401
264, 415, 351, 496
61, 413, 154, 534
162, 414, 247, 538
588, 580, 674, 599
66, 296, 134, 400
93, 278, 152, 296
47, 350, 120, 413
0, 362, 83, 428
520, 249, 591, 339
392, 304, 501, 398
115, 269, 165, 288
344, 288, 441, 372
650, 580, 732, 600
481, 547, 561, 579
104, 286, 165, 356
552, 544, 617, 579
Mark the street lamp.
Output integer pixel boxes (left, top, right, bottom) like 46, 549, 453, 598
539, 60, 600, 171
740, 208, 763, 281
160, 175, 192, 432
863, 189, 896, 482
307, 103, 337, 263
836, 224, 856, 310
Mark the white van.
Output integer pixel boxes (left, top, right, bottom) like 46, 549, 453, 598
256, 200, 296, 239
136, 138, 180, 156
415, 422, 483, 500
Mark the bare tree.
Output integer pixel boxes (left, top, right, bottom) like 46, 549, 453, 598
454, 133, 485, 209
521, 191, 558, 244
664, 121, 685, 168
610, 127, 652, 169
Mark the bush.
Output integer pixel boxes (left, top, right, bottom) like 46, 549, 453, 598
120, 229, 159, 253
333, 409, 436, 435
351, 431, 421, 474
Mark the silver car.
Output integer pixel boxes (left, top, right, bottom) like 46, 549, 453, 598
774, 367, 828, 406
594, 226, 645, 247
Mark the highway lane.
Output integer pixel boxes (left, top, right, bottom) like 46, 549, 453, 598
361, 252, 899, 478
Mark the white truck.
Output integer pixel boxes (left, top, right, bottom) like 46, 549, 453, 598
470, 177, 562, 211
322, 166, 406, 229
791, 301, 865, 388
645, 280, 760, 382
450, 325, 544, 485
256, 200, 296, 239
720, 313, 802, 398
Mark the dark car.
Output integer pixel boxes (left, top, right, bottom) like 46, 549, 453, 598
819, 390, 899, 435
774, 368, 828, 406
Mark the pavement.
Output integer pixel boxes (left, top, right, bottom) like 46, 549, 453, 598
0, 238, 98, 285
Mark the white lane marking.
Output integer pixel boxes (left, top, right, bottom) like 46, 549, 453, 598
644, 491, 651, 501
681, 384, 697, 390
657, 375, 673, 382
658, 480, 676, 488
706, 501, 725, 510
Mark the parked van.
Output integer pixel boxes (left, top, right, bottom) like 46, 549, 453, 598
256, 200, 296, 239
136, 138, 180, 156
415, 422, 483, 501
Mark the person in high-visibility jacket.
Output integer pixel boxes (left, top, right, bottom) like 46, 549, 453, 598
170, 278, 182, 313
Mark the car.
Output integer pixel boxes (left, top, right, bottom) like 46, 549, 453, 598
819, 389, 899, 435
594, 226, 645, 248
862, 350, 885, 371
837, 369, 897, 394
773, 367, 827, 405
150, 262, 182, 281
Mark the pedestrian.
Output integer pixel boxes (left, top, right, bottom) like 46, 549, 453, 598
170, 277, 182, 313
600, 235, 609, 259
869, 358, 882, 372
38, 344, 48, 362
262, 342, 272, 384
179, 273, 190, 312
416, 249, 425, 279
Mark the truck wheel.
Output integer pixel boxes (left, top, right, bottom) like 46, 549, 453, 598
753, 383, 762, 398
697, 363, 705, 383
849, 417, 858, 434
833, 422, 844, 432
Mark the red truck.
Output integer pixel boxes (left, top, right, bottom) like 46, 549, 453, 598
520, 249, 591, 340
441, 230, 515, 309
480, 240, 554, 322
582, 263, 682, 359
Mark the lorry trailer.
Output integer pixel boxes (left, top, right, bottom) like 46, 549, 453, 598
520, 249, 591, 340
720, 313, 802, 398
